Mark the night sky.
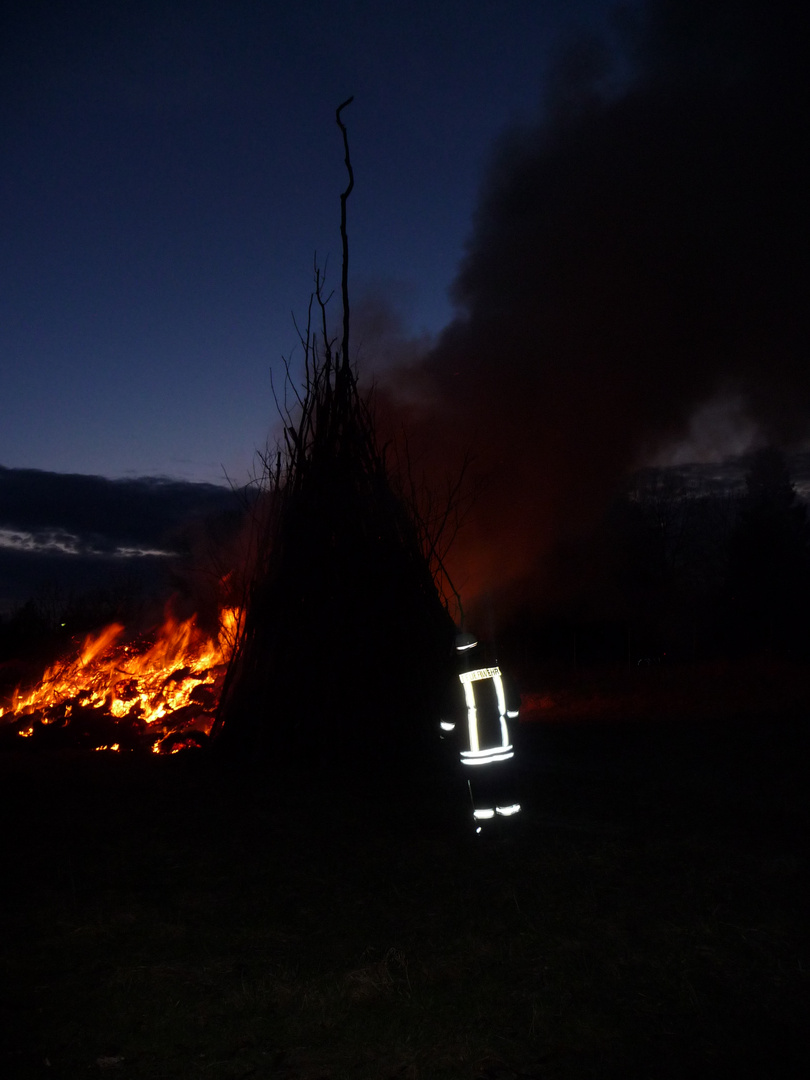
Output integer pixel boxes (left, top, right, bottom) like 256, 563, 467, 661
2, 0, 621, 484
2, 0, 809, 617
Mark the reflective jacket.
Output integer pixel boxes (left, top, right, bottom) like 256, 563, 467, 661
441, 646, 520, 766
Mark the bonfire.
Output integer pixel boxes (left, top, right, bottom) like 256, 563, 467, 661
0, 606, 240, 753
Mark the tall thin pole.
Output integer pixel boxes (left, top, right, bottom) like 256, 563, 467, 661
336, 96, 354, 375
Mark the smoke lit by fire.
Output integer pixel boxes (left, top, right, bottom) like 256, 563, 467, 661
0, 606, 240, 753
374, 0, 810, 625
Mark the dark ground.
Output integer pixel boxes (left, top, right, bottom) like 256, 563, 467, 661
1, 705, 808, 1079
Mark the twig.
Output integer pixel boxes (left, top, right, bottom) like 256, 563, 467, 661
336, 96, 354, 372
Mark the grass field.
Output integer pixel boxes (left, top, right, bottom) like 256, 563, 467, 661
1, 697, 808, 1078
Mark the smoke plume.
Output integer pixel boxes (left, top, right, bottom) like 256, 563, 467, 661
382, 0, 810, 622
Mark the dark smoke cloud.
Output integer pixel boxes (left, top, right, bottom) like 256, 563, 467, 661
384, 0, 810, 620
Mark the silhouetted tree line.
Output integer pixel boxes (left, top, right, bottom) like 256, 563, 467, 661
0, 574, 150, 702
0, 574, 153, 661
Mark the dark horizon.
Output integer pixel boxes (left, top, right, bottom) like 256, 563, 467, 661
2, 446, 810, 624
0, 465, 242, 615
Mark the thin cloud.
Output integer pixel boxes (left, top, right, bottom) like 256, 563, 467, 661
0, 528, 173, 560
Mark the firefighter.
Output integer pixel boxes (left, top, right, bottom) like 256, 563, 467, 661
440, 631, 521, 831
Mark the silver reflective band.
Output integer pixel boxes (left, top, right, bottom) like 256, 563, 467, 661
495, 804, 521, 816
460, 746, 514, 765
507, 710, 519, 718
440, 721, 456, 731
473, 808, 496, 820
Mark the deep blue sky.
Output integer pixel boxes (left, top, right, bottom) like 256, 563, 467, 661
1, 0, 623, 486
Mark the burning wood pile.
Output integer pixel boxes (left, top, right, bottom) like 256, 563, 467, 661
0, 606, 239, 753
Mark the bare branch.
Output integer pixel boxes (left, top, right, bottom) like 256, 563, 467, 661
336, 96, 354, 372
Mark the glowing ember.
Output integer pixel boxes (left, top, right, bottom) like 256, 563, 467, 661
0, 607, 240, 753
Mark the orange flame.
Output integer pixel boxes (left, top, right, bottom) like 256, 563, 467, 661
0, 607, 241, 754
